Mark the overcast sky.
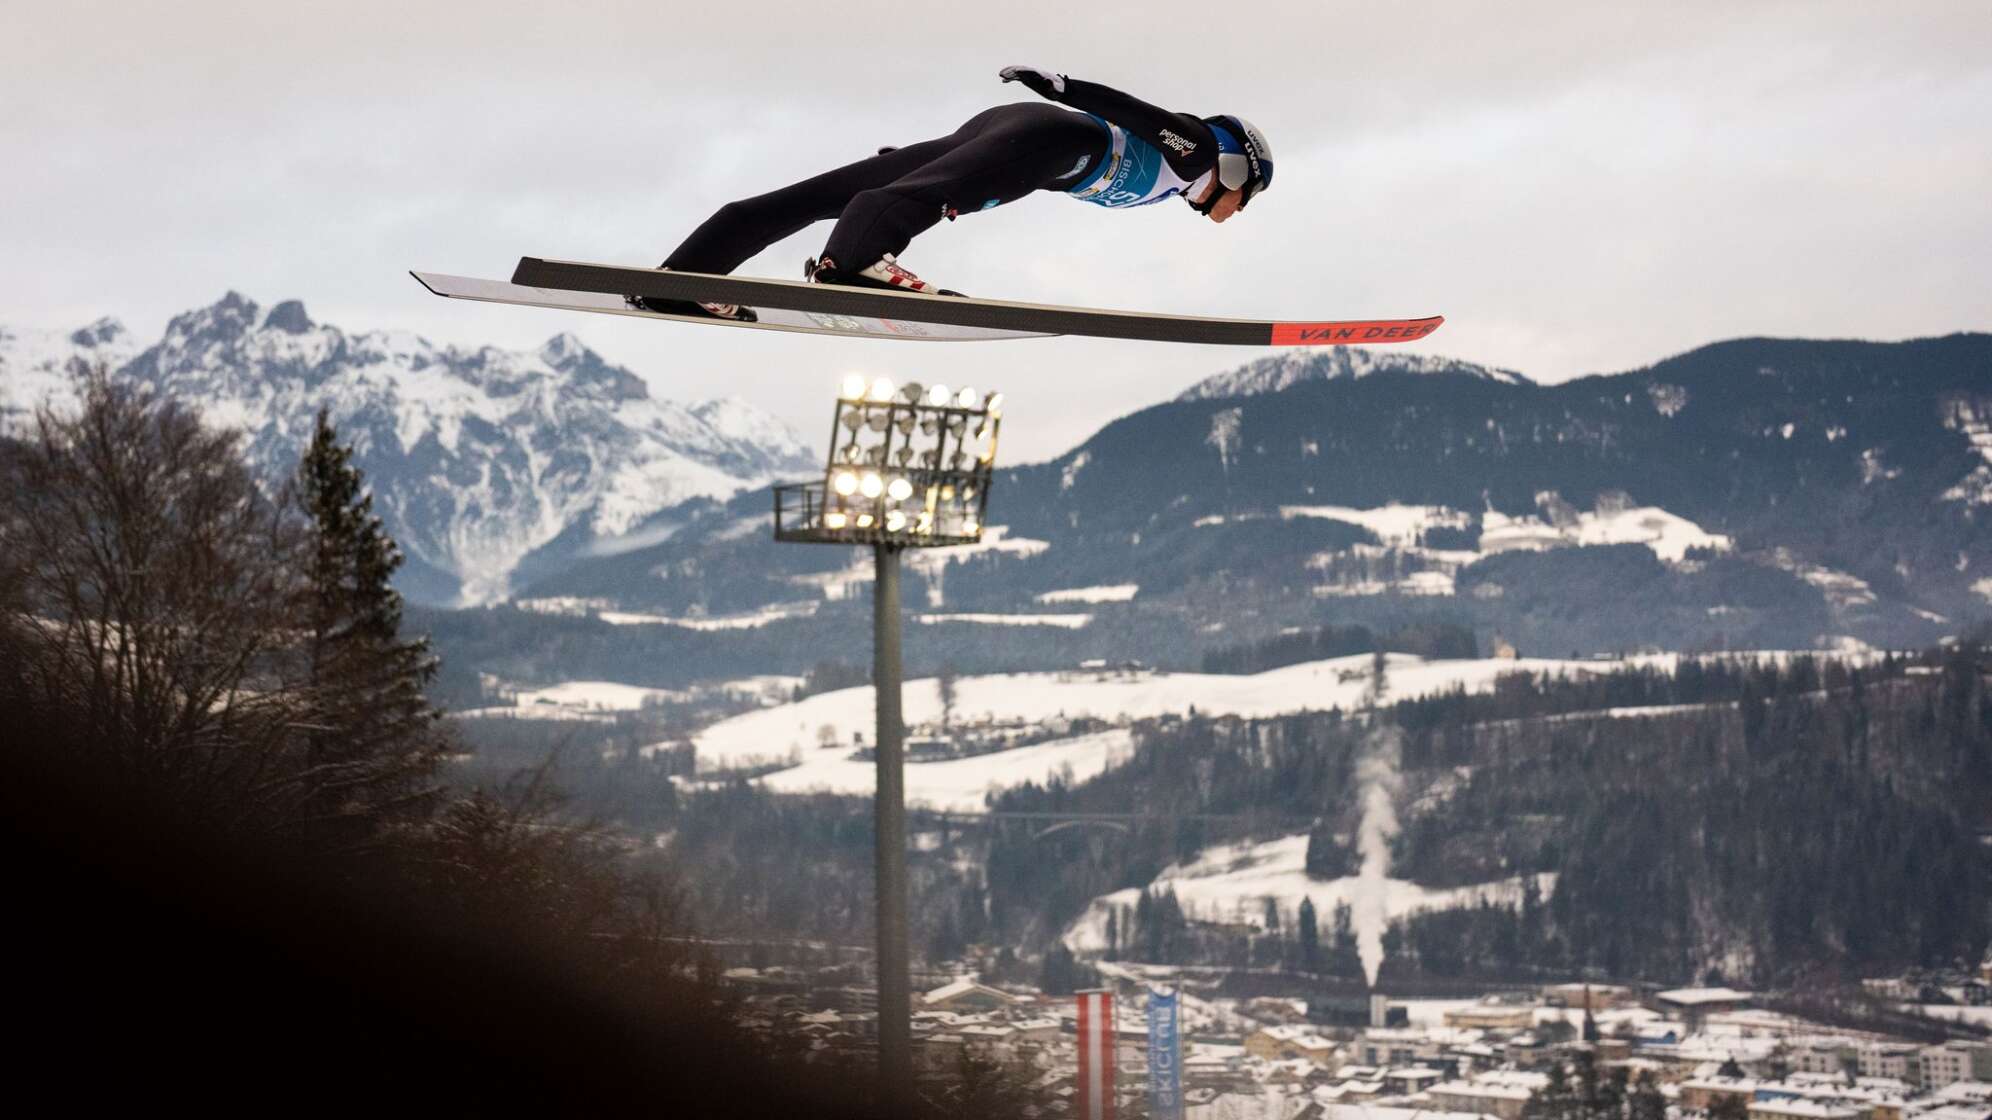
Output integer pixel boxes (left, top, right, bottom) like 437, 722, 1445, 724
5, 1, 1988, 461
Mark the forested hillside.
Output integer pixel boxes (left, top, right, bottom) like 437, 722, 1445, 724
630, 646, 1992, 988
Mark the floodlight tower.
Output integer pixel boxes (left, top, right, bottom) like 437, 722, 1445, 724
773, 374, 1004, 1099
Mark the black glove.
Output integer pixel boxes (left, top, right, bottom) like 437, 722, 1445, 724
998, 65, 1067, 98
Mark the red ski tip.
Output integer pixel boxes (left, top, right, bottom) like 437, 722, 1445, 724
1269, 317, 1443, 347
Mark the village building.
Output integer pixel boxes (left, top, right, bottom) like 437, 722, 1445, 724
1657, 987, 1755, 1030
1859, 1044, 1922, 1083
1922, 1044, 1992, 1090
1448, 1042, 1505, 1075
1385, 1066, 1448, 1097
1681, 1076, 1765, 1112
1359, 1026, 1468, 1069
1914, 1106, 1992, 1120
1662, 1033, 1780, 1075
1321, 1066, 1389, 1102
1447, 1004, 1538, 1030
1505, 1033, 1557, 1068
1752, 1076, 1909, 1120
1317, 1104, 1503, 1120
1429, 1078, 1536, 1120
921, 977, 1023, 1013
1931, 1082, 1992, 1105
1749, 1099, 1865, 1120
1009, 1016, 1062, 1043
1543, 983, 1639, 1010
1245, 1025, 1341, 1065
1788, 1039, 1861, 1078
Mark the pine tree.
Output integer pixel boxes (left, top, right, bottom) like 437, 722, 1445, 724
1627, 1071, 1665, 1120
1573, 1047, 1601, 1120
1597, 1066, 1629, 1120
1331, 900, 1363, 978
1297, 896, 1320, 972
937, 661, 960, 732
295, 411, 447, 848
1527, 1062, 1579, 1120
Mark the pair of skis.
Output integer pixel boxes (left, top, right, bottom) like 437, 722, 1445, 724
412, 256, 1442, 347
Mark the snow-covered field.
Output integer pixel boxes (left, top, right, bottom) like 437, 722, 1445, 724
756, 728, 1137, 810
699, 653, 1561, 765
1037, 584, 1140, 605
1480, 503, 1730, 563
1275, 498, 1730, 601
600, 601, 821, 629
1060, 832, 1556, 952
512, 680, 683, 711
1272, 498, 1731, 563
1281, 503, 1472, 547
456, 674, 805, 720
916, 612, 1093, 629
683, 652, 1691, 800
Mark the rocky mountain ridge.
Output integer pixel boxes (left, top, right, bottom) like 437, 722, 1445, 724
488, 333, 1992, 691
0, 293, 817, 604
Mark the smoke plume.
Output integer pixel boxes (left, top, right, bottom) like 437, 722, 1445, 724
1351, 724, 1403, 987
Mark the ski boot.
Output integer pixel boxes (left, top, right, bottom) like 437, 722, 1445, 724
625, 266, 757, 322
805, 253, 964, 297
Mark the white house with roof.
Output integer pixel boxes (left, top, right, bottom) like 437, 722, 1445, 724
921, 977, 1021, 1012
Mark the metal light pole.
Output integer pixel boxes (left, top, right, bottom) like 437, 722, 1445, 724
774, 375, 1004, 1103
871, 540, 910, 1093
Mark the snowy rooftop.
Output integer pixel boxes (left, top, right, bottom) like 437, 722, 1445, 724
1748, 1101, 1864, 1120
1915, 1107, 1992, 1120
1318, 1105, 1501, 1120
1433, 1081, 1535, 1101
1659, 987, 1755, 1005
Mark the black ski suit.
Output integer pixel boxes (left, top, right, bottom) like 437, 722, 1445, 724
660, 76, 1224, 276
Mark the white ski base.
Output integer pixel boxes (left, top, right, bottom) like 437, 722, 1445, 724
410, 272, 1055, 343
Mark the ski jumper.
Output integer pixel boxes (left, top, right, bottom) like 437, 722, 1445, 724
660, 77, 1226, 276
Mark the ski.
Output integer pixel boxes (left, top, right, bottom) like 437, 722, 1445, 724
501, 257, 1443, 347
408, 272, 1055, 343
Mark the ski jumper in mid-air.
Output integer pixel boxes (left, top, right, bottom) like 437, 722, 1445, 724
632, 66, 1274, 322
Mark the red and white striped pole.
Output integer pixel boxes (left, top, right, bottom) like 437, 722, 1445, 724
1076, 988, 1116, 1120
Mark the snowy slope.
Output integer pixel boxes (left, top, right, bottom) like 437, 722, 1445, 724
1061, 834, 1555, 951
0, 295, 817, 604
684, 652, 1691, 806
1175, 346, 1529, 402
758, 728, 1140, 810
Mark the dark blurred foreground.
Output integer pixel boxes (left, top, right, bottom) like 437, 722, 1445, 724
2, 739, 898, 1117
0, 379, 903, 1116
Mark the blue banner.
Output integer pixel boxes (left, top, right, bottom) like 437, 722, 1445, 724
1147, 988, 1182, 1120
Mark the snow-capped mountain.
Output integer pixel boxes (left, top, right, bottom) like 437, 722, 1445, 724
0, 318, 143, 427
1174, 346, 1528, 402
0, 293, 817, 605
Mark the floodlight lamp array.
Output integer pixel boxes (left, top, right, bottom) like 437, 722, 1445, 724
775, 376, 1004, 547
